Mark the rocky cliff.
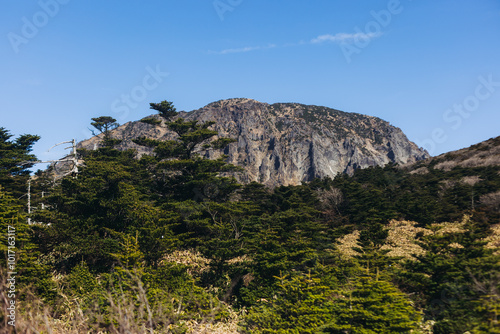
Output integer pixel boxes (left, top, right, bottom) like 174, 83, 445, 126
79, 98, 429, 186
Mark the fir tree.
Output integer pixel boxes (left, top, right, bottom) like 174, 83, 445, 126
0, 127, 39, 197
134, 100, 240, 202
319, 275, 421, 334
90, 116, 121, 147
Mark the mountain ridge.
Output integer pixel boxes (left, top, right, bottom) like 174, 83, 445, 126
405, 134, 500, 173
79, 98, 429, 186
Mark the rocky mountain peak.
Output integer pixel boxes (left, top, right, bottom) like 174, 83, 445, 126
79, 99, 429, 186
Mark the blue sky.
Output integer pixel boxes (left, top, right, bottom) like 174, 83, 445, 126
1, 0, 499, 165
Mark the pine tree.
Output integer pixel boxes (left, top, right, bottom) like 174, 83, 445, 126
133, 100, 240, 202
319, 275, 421, 334
0, 127, 40, 198
242, 271, 338, 333
0, 186, 55, 300
90, 116, 121, 147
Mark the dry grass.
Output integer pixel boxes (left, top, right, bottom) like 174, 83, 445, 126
160, 249, 212, 275
448, 242, 464, 249
428, 136, 500, 171
336, 216, 472, 262
179, 311, 240, 334
409, 167, 429, 175
380, 220, 432, 261
430, 215, 470, 236
483, 224, 500, 256
460, 175, 482, 186
410, 135, 500, 174
434, 160, 456, 171
226, 255, 252, 266
336, 230, 362, 259
0, 268, 241, 334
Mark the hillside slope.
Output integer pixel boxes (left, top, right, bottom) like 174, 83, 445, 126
407, 135, 500, 173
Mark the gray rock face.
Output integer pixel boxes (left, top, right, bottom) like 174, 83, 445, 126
79, 98, 429, 186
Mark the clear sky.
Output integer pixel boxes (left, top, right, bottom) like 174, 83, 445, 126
1, 0, 499, 165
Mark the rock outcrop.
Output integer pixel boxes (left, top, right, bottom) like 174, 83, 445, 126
79, 98, 429, 186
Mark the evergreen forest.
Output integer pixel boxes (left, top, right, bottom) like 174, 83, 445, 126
1, 101, 500, 333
